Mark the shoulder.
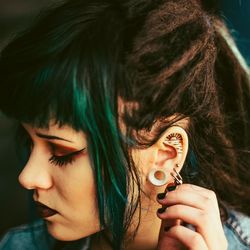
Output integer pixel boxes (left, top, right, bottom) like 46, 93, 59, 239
0, 219, 55, 250
223, 209, 250, 250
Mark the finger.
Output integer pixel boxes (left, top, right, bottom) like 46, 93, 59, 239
162, 225, 209, 250
175, 184, 218, 203
158, 184, 220, 217
157, 189, 220, 214
157, 204, 224, 249
157, 205, 204, 228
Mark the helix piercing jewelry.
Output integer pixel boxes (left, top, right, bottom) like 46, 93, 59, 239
170, 167, 183, 185
165, 165, 183, 192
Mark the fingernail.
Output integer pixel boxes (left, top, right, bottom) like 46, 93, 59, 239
166, 184, 177, 192
157, 207, 167, 214
157, 192, 166, 200
164, 226, 171, 232
167, 185, 176, 192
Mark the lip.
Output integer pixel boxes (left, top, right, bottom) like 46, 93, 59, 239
35, 201, 58, 218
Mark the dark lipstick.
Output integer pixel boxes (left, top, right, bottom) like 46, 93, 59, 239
35, 201, 58, 218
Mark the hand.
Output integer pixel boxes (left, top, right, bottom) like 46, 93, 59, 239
156, 184, 228, 250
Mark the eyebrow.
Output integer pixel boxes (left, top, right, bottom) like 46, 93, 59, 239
35, 132, 73, 143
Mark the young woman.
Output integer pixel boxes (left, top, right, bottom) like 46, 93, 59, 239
0, 0, 249, 249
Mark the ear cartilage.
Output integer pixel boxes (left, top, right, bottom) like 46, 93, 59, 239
165, 133, 183, 154
166, 133, 182, 142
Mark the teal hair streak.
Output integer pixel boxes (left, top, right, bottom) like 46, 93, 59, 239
62, 55, 129, 248
75, 66, 129, 248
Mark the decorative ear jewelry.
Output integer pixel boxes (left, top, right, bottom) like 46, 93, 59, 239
148, 164, 183, 187
170, 167, 183, 185
148, 133, 183, 187
164, 133, 183, 155
148, 167, 168, 186
165, 164, 183, 192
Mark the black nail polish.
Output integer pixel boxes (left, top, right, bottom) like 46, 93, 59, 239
157, 207, 167, 214
166, 185, 176, 192
157, 192, 166, 200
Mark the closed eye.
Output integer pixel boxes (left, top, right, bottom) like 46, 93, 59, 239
49, 148, 86, 167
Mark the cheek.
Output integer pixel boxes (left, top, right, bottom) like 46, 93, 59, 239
132, 148, 154, 176
49, 155, 100, 240
56, 154, 96, 205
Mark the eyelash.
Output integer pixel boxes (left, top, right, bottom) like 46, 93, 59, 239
49, 149, 85, 167
49, 154, 75, 167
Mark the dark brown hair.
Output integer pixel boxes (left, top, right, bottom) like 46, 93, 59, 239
122, 0, 250, 216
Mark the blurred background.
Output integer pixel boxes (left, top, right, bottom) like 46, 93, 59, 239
0, 0, 249, 237
221, 0, 250, 64
0, 0, 65, 237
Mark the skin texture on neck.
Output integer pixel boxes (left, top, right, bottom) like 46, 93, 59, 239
91, 195, 162, 250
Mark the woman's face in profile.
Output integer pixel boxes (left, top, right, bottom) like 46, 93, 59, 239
19, 122, 100, 241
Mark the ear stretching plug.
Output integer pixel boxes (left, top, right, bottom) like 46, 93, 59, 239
148, 164, 183, 187
148, 167, 168, 186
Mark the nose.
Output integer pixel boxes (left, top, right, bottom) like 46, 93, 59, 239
18, 151, 53, 190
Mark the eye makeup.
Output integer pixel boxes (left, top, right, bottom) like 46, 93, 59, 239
49, 147, 86, 167
19, 123, 87, 167
48, 142, 81, 155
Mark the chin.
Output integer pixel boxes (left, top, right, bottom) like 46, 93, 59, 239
45, 220, 99, 241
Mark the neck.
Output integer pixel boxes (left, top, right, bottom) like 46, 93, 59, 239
91, 191, 162, 250
124, 193, 161, 250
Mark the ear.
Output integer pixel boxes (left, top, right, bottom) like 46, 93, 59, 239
154, 125, 188, 171
131, 123, 189, 191
144, 125, 188, 188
